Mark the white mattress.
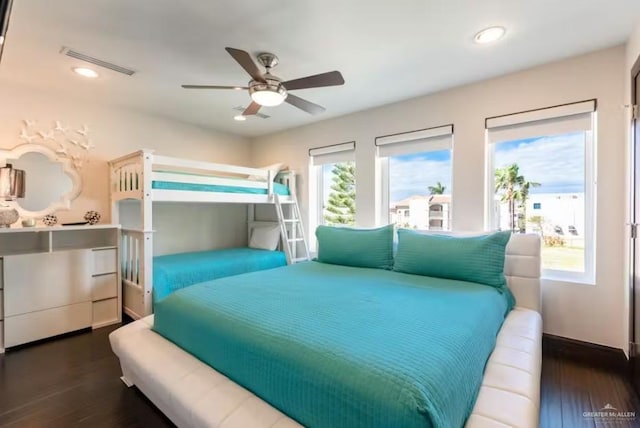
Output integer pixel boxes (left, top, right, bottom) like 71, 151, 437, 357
110, 307, 542, 428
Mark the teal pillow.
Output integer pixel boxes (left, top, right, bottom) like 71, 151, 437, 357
316, 224, 394, 270
394, 230, 514, 307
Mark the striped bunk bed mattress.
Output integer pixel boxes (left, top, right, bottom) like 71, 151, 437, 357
153, 248, 287, 303
152, 178, 290, 195
151, 261, 513, 427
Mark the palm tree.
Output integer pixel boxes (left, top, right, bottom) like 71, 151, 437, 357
494, 164, 539, 231
428, 182, 446, 195
514, 180, 540, 232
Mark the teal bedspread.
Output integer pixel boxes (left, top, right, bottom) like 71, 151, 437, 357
153, 248, 287, 303
153, 262, 510, 428
152, 180, 290, 195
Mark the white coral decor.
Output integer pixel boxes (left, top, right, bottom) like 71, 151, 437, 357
0, 207, 19, 228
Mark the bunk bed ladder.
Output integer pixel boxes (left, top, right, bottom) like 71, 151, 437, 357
274, 194, 310, 264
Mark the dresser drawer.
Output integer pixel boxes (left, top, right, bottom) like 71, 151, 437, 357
4, 251, 92, 317
92, 273, 118, 301
4, 302, 92, 348
92, 249, 117, 276
92, 298, 119, 328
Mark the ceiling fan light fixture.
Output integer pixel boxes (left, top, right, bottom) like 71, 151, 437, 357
251, 90, 286, 107
249, 80, 287, 107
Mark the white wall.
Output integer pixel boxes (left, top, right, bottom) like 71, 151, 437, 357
0, 80, 252, 250
251, 46, 628, 350
628, 21, 640, 73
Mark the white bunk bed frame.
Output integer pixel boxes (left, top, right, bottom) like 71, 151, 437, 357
109, 149, 308, 320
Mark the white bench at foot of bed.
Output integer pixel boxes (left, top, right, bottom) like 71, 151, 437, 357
109, 308, 542, 428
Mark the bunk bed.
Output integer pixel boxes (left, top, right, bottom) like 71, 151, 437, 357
109, 149, 309, 319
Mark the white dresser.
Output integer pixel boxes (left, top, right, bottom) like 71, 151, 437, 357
0, 225, 121, 352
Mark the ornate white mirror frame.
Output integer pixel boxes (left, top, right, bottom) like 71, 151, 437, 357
0, 143, 82, 218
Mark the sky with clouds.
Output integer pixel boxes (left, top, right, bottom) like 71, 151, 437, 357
321, 131, 585, 206
494, 132, 585, 194
389, 150, 452, 202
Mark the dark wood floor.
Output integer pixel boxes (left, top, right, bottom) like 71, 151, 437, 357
1, 326, 639, 427
0, 324, 173, 428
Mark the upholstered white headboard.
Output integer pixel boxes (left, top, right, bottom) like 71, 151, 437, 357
504, 233, 541, 312
425, 232, 542, 313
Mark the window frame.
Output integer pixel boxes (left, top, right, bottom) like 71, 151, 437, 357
484, 102, 597, 284
316, 162, 356, 227
308, 142, 357, 245
375, 125, 454, 230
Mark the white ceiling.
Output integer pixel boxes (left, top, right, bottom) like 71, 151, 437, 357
2, 1, 640, 138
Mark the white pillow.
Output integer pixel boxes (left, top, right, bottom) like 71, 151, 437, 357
248, 163, 286, 181
249, 225, 281, 251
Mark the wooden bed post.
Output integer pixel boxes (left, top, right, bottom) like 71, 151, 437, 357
247, 204, 255, 243
109, 163, 119, 226
267, 170, 274, 200
140, 149, 154, 316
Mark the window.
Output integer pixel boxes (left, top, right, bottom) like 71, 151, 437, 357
486, 100, 596, 282
309, 142, 356, 228
320, 161, 356, 226
377, 125, 453, 230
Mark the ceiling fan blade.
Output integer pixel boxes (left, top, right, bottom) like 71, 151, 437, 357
283, 71, 344, 91
285, 94, 326, 115
225, 47, 265, 83
182, 85, 248, 90
243, 102, 262, 116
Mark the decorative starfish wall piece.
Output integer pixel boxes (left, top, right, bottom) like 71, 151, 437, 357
16, 120, 96, 171
55, 142, 68, 155
38, 130, 55, 141
81, 139, 95, 150
19, 129, 37, 143
54, 121, 69, 133
76, 125, 90, 136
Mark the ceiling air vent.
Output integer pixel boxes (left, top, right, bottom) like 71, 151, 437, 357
233, 106, 270, 119
60, 47, 136, 76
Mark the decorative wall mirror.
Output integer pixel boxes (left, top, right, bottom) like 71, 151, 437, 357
0, 144, 82, 219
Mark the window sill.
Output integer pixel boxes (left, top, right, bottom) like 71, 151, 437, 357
542, 270, 595, 286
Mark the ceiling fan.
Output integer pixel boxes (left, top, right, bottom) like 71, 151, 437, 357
182, 47, 345, 117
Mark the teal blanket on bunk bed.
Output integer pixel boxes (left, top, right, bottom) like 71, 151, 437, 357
153, 262, 510, 428
153, 248, 287, 303
152, 180, 290, 195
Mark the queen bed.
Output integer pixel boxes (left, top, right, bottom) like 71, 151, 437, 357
110, 232, 542, 427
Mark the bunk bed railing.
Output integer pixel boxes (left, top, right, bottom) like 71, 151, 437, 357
153, 155, 270, 179
109, 150, 149, 201
121, 227, 154, 318
276, 171, 295, 194
121, 228, 144, 288
109, 150, 290, 202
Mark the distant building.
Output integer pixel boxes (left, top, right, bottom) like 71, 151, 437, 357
390, 194, 451, 230
494, 192, 584, 247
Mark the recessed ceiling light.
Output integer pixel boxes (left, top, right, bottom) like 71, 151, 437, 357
474, 26, 506, 44
72, 67, 99, 78
233, 115, 246, 121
